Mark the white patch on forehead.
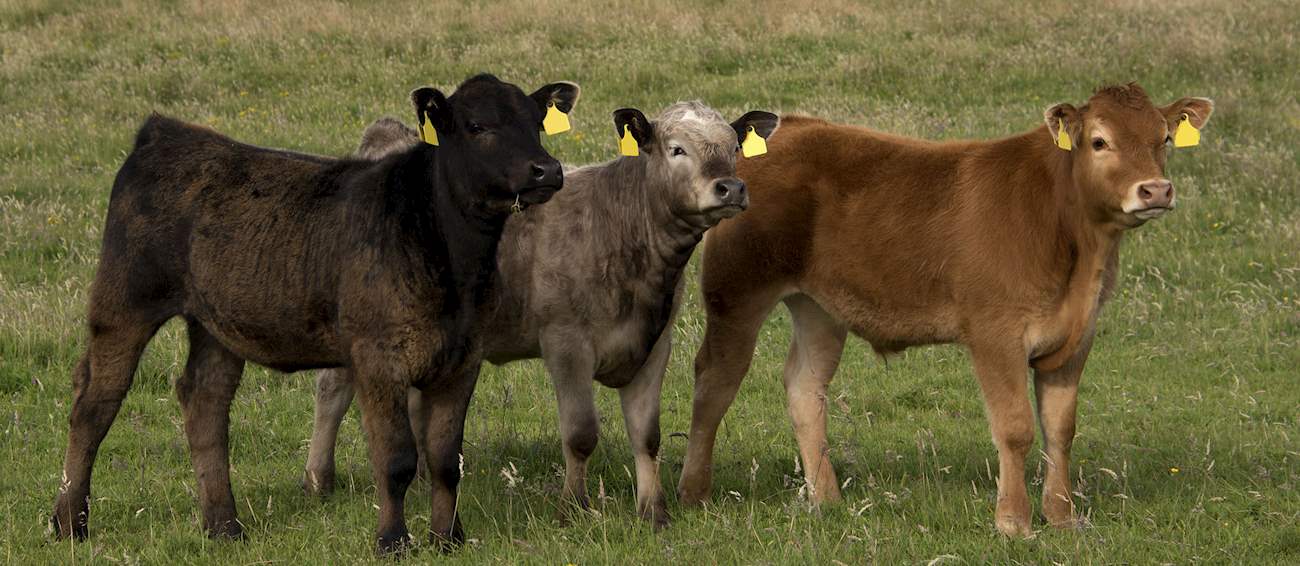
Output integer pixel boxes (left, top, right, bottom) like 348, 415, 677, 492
679, 110, 704, 124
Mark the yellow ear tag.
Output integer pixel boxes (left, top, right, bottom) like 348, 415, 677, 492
543, 103, 571, 136
741, 126, 768, 158
1173, 113, 1200, 148
1054, 118, 1072, 151
418, 111, 439, 146
619, 124, 639, 157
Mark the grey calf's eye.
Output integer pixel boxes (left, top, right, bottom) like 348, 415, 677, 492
671, 146, 686, 156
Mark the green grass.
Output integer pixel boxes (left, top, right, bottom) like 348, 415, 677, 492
2, 0, 1298, 563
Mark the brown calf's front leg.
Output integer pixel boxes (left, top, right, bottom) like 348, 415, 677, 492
617, 326, 672, 528
304, 368, 355, 497
782, 294, 848, 504
540, 331, 599, 512
677, 292, 779, 506
351, 349, 421, 556
969, 338, 1036, 538
52, 320, 161, 540
176, 321, 246, 539
1033, 330, 1094, 529
415, 361, 480, 550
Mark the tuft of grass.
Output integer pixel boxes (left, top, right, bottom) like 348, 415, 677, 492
1, 0, 1297, 563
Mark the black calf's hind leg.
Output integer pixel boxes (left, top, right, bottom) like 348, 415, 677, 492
176, 320, 246, 539
52, 320, 161, 539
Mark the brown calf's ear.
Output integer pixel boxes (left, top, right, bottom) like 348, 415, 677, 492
1160, 97, 1214, 130
731, 111, 780, 144
1043, 103, 1080, 149
613, 108, 654, 148
530, 81, 581, 114
410, 86, 451, 132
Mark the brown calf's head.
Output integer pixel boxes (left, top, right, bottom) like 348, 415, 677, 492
1044, 83, 1213, 228
411, 74, 580, 210
614, 102, 778, 225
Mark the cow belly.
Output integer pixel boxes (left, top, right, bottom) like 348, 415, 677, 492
806, 286, 960, 354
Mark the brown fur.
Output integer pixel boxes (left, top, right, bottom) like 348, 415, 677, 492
677, 84, 1213, 536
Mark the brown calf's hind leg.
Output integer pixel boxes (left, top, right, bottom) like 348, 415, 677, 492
351, 349, 421, 555
618, 326, 673, 528
176, 320, 246, 539
416, 362, 480, 550
1034, 331, 1093, 529
678, 286, 783, 505
969, 339, 1036, 537
540, 332, 599, 513
304, 368, 355, 497
52, 319, 161, 540
782, 294, 848, 504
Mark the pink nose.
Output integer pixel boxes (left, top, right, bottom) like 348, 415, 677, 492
1137, 180, 1174, 209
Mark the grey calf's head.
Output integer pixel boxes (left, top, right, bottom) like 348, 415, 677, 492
614, 102, 778, 224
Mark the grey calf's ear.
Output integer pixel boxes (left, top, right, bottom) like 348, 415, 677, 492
410, 86, 451, 136
612, 108, 654, 148
1043, 103, 1079, 150
731, 111, 780, 144
530, 81, 581, 114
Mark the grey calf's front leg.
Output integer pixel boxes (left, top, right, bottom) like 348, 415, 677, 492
540, 330, 599, 511
618, 325, 672, 528
305, 368, 355, 496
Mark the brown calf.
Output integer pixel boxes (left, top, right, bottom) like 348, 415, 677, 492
677, 84, 1213, 536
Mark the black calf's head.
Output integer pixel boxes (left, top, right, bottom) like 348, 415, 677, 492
411, 74, 580, 212
615, 102, 778, 225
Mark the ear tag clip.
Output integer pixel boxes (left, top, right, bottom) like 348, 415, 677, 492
543, 103, 571, 136
1054, 118, 1072, 151
619, 124, 639, 157
418, 110, 439, 146
741, 126, 768, 158
1173, 113, 1200, 147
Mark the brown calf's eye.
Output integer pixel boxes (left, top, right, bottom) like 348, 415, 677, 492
1091, 138, 1107, 151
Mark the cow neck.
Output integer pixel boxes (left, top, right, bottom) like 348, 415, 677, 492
412, 144, 508, 293
619, 157, 705, 274
1029, 134, 1123, 372
591, 157, 704, 333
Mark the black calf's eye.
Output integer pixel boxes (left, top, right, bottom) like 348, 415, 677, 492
467, 122, 486, 134
671, 146, 686, 156
1091, 138, 1107, 151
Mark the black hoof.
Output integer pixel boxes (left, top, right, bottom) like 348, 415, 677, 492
206, 519, 245, 541
376, 531, 412, 557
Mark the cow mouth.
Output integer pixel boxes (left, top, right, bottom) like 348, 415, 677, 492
1132, 206, 1172, 220
515, 184, 561, 205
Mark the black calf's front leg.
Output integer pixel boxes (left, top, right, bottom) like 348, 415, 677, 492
352, 350, 421, 556
416, 361, 481, 550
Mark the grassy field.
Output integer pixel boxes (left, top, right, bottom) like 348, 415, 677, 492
2, 0, 1298, 563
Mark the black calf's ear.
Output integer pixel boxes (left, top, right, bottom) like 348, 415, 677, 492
410, 87, 451, 143
612, 108, 654, 154
731, 111, 780, 143
531, 81, 581, 114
